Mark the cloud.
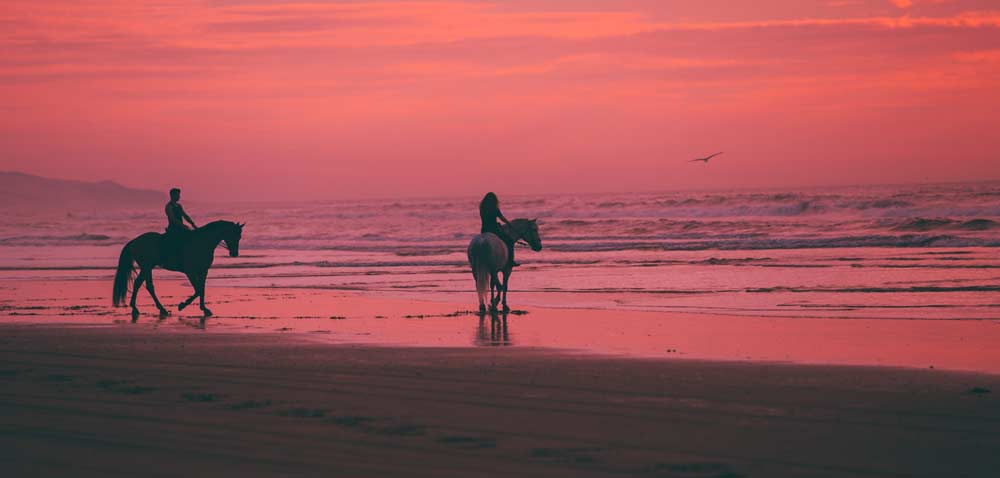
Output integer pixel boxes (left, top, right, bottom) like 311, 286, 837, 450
890, 0, 914, 8
955, 49, 1000, 63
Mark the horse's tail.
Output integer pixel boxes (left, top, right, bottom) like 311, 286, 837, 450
112, 242, 135, 307
472, 257, 490, 305
468, 236, 491, 306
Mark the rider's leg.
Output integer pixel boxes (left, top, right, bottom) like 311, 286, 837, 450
493, 227, 519, 268
506, 239, 519, 267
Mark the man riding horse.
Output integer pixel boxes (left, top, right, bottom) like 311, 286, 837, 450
164, 188, 196, 267
113, 187, 243, 320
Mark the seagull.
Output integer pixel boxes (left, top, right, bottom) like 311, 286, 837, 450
689, 152, 723, 163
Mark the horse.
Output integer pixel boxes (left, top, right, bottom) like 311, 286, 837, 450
467, 218, 541, 313
112, 220, 244, 320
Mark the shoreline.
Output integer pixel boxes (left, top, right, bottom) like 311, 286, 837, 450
3, 278, 1000, 375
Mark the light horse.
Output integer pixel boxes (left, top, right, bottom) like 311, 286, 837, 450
467, 218, 542, 313
112, 220, 244, 320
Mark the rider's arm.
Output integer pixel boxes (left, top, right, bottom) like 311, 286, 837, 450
179, 205, 197, 228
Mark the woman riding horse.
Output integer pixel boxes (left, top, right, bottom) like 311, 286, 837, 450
479, 192, 519, 268
469, 194, 542, 312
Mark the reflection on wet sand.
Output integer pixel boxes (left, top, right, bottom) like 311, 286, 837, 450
6, 280, 1000, 374
178, 316, 208, 330
130, 309, 208, 330
476, 311, 511, 347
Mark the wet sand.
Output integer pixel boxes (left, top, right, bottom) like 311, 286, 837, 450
3, 279, 1000, 373
2, 279, 1000, 476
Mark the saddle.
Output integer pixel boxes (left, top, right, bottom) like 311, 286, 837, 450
161, 226, 192, 270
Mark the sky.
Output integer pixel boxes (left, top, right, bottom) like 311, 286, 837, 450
1, 0, 999, 201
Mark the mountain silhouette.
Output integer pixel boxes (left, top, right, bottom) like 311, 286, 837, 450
1, 171, 162, 212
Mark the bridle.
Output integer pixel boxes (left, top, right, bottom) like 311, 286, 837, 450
506, 222, 534, 247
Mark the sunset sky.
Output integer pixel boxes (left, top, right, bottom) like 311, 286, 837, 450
2, 0, 998, 201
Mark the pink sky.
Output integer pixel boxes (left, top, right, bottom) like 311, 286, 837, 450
2, 0, 999, 201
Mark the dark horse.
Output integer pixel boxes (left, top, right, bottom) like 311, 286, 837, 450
113, 220, 244, 320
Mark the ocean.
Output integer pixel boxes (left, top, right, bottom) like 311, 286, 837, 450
2, 182, 998, 321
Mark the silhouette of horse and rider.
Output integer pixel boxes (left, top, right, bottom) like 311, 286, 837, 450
468, 192, 542, 313
112, 189, 541, 319
112, 188, 244, 320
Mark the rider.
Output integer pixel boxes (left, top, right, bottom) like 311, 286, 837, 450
164, 188, 197, 261
479, 192, 519, 267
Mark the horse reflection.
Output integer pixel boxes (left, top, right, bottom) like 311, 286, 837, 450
476, 310, 512, 347
178, 316, 208, 330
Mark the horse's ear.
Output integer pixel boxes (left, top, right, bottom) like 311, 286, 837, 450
531, 218, 538, 224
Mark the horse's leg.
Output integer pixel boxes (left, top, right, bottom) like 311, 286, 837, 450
129, 269, 147, 321
501, 269, 511, 312
178, 272, 199, 311
144, 270, 170, 318
473, 268, 486, 314
197, 271, 212, 317
489, 272, 502, 310
488, 273, 495, 310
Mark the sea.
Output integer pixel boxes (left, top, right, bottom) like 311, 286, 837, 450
1, 182, 998, 321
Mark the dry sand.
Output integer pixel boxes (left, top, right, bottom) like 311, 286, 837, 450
2, 279, 1000, 476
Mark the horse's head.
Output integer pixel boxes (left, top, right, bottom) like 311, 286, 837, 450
509, 218, 542, 252
223, 221, 245, 257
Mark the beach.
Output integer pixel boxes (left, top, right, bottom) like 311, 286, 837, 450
5, 0, 1000, 474
2, 279, 1000, 477
3, 183, 1000, 476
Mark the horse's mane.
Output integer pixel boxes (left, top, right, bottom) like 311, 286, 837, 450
190, 220, 240, 240
503, 218, 535, 235
201, 220, 236, 229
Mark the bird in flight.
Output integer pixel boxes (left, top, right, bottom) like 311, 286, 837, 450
689, 152, 723, 163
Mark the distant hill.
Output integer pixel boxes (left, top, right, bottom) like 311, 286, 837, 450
0, 171, 163, 212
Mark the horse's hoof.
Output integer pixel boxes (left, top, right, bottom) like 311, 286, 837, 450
202, 308, 213, 317
502, 305, 510, 313
178, 302, 187, 311
131, 309, 140, 321
158, 309, 170, 319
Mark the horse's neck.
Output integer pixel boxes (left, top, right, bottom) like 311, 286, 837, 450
503, 221, 524, 241
194, 221, 229, 247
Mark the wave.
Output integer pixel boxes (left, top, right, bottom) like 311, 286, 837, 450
556, 186, 1000, 219
747, 285, 1000, 294
3, 230, 996, 253
892, 218, 999, 232
1, 184, 997, 254
959, 219, 999, 231
547, 234, 999, 252
225, 231, 1000, 253
0, 233, 118, 246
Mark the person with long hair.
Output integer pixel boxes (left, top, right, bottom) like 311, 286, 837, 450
479, 192, 519, 267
